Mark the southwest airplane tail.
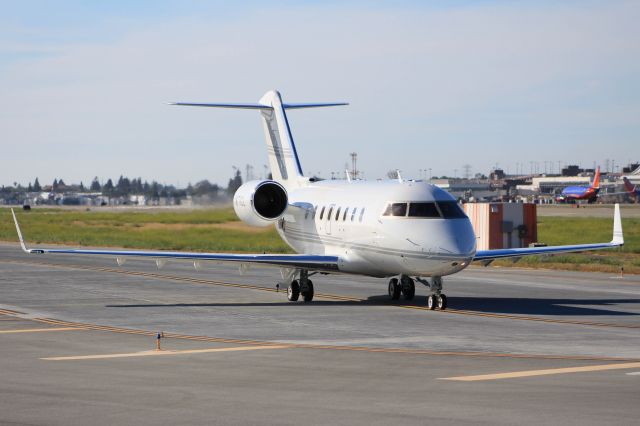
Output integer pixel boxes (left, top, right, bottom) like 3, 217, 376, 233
623, 177, 640, 198
592, 166, 601, 189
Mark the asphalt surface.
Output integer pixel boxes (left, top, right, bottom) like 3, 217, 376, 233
1, 243, 639, 425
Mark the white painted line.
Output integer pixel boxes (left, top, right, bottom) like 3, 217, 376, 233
440, 362, 640, 381
42, 345, 291, 361
0, 327, 78, 334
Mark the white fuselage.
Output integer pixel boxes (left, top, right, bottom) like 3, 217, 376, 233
275, 179, 477, 278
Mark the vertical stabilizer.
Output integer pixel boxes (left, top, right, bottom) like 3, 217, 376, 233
258, 90, 305, 186
623, 177, 636, 193
592, 166, 601, 189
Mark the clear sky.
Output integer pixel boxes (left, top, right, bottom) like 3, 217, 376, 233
1, 0, 638, 187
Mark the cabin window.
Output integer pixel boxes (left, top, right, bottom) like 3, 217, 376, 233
343, 207, 349, 221
312, 205, 318, 219
327, 206, 333, 221
304, 208, 309, 220
351, 207, 356, 221
319, 206, 326, 220
335, 207, 341, 221
437, 201, 467, 219
383, 203, 407, 217
408, 202, 441, 218
359, 207, 365, 222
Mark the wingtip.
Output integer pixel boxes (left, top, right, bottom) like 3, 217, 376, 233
10, 208, 29, 253
611, 203, 624, 246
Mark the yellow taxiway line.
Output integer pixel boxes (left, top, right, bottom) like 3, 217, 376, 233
440, 362, 640, 381
42, 345, 291, 361
0, 327, 78, 334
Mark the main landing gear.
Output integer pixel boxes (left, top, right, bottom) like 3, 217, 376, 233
287, 270, 314, 302
388, 275, 415, 301
389, 275, 448, 310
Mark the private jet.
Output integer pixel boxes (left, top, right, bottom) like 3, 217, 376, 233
11, 90, 624, 310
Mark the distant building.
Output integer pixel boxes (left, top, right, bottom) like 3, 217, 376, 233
490, 169, 505, 180
562, 165, 580, 176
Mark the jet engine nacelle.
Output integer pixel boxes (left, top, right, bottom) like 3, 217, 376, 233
233, 180, 288, 227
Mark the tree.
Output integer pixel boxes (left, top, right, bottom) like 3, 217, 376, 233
33, 178, 41, 192
27, 182, 33, 192
52, 178, 59, 192
79, 181, 85, 191
116, 175, 131, 196
226, 170, 243, 197
90, 177, 101, 192
193, 180, 219, 197
103, 178, 114, 195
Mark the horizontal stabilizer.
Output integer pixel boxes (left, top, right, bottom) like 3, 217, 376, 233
171, 102, 267, 109
282, 102, 349, 109
171, 102, 348, 110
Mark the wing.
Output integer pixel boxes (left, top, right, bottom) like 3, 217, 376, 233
473, 204, 623, 264
10, 210, 340, 273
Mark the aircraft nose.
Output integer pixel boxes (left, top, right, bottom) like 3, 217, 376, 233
444, 219, 477, 259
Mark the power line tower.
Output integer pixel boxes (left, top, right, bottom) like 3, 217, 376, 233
463, 164, 472, 180
350, 152, 359, 179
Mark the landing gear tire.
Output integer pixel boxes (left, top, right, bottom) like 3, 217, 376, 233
388, 278, 401, 300
427, 295, 436, 310
436, 294, 447, 310
287, 280, 300, 302
302, 280, 314, 302
401, 277, 415, 301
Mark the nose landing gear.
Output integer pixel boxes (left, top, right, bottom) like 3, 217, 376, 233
416, 276, 447, 310
426, 293, 447, 310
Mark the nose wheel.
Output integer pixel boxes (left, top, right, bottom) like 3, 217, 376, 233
426, 293, 447, 310
416, 276, 448, 310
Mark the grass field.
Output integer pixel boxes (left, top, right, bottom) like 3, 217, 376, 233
1, 206, 638, 273
0, 207, 292, 253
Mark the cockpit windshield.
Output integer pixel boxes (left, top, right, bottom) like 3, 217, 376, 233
382, 201, 467, 219
436, 201, 467, 219
383, 203, 407, 217
408, 202, 440, 218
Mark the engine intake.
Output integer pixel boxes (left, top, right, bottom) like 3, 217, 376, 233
233, 180, 288, 227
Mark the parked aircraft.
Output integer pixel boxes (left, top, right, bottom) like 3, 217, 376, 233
560, 167, 600, 203
11, 91, 624, 310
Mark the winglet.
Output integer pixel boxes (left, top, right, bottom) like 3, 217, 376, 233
611, 203, 624, 246
11, 209, 30, 253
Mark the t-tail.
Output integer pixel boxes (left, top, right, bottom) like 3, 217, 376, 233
172, 90, 348, 188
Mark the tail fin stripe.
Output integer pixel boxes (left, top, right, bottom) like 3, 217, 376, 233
281, 109, 303, 175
